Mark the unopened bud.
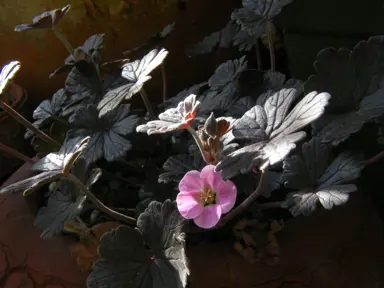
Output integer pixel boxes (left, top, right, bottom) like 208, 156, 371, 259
204, 112, 218, 137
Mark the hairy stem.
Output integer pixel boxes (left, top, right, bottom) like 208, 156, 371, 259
101, 169, 141, 187
266, 20, 275, 72
0, 142, 36, 163
255, 201, 284, 209
68, 174, 136, 225
255, 38, 262, 71
364, 150, 384, 166
161, 63, 167, 103
186, 126, 210, 164
94, 63, 102, 83
140, 89, 156, 119
0, 99, 60, 147
217, 168, 269, 228
110, 207, 137, 215
52, 28, 75, 57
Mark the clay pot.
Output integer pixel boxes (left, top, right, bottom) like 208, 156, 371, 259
2, 160, 384, 288
0, 160, 87, 288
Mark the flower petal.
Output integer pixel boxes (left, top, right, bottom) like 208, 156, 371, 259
200, 165, 222, 189
193, 204, 222, 229
176, 191, 204, 219
178, 170, 203, 193
217, 180, 237, 214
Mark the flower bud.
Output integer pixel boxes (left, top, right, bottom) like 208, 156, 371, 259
204, 112, 218, 137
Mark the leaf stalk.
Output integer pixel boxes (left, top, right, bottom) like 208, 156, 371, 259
161, 63, 167, 103
68, 173, 137, 225
364, 150, 384, 166
266, 20, 275, 72
186, 126, 210, 164
140, 89, 156, 119
0, 142, 36, 164
52, 28, 75, 58
0, 99, 60, 147
217, 168, 269, 227
255, 38, 262, 70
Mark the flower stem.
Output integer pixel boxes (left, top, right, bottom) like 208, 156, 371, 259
0, 142, 36, 164
266, 20, 275, 72
217, 168, 269, 228
186, 126, 210, 164
255, 38, 262, 71
255, 201, 284, 209
161, 63, 167, 103
140, 89, 156, 119
364, 150, 384, 166
68, 174, 136, 225
0, 99, 60, 148
52, 28, 75, 58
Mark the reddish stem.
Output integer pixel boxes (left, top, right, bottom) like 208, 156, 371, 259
0, 143, 36, 164
0, 99, 60, 147
216, 168, 269, 228
364, 150, 384, 166
161, 63, 167, 103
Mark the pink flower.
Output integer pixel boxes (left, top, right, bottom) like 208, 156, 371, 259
176, 165, 237, 229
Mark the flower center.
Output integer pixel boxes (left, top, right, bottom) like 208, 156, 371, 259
200, 187, 216, 206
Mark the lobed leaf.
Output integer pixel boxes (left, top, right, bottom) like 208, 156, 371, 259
14, 5, 70, 31
216, 89, 330, 179
282, 138, 364, 216
97, 48, 168, 117
68, 104, 139, 164
87, 200, 188, 288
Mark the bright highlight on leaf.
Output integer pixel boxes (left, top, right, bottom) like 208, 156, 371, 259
97, 48, 168, 117
136, 94, 200, 135
0, 61, 20, 95
281, 137, 364, 216
216, 88, 331, 179
0, 136, 90, 195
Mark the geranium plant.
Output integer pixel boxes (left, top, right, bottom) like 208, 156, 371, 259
1, 2, 384, 287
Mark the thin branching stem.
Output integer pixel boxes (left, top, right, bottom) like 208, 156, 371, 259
101, 169, 141, 187
266, 20, 275, 72
94, 63, 102, 83
68, 174, 136, 225
140, 89, 156, 119
364, 150, 384, 166
0, 142, 36, 163
0, 99, 60, 147
186, 126, 210, 164
161, 63, 167, 103
255, 201, 284, 209
217, 168, 269, 228
52, 28, 75, 57
255, 38, 262, 71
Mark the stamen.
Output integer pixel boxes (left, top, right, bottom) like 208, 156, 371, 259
200, 187, 216, 206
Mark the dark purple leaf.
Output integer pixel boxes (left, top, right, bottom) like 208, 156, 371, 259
87, 200, 188, 288
14, 5, 70, 31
